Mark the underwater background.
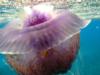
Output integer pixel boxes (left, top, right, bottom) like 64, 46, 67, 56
0, 2, 100, 74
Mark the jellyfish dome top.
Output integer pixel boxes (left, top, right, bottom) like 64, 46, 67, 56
0, 3, 90, 75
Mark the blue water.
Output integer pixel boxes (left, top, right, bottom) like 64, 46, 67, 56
67, 19, 100, 75
0, 19, 100, 75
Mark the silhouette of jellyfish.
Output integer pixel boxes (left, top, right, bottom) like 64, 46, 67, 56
0, 4, 89, 75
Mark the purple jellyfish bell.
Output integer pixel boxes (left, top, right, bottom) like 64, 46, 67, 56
0, 8, 90, 75
24, 10, 52, 27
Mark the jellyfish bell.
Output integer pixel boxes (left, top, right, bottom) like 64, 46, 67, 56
0, 3, 91, 75
23, 3, 58, 28
32, 3, 54, 15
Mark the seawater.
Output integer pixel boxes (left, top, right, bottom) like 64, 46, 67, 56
0, 4, 100, 75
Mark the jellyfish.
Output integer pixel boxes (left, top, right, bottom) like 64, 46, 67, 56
0, 3, 90, 75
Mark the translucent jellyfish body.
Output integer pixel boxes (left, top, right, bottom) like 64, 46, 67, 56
0, 4, 89, 75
